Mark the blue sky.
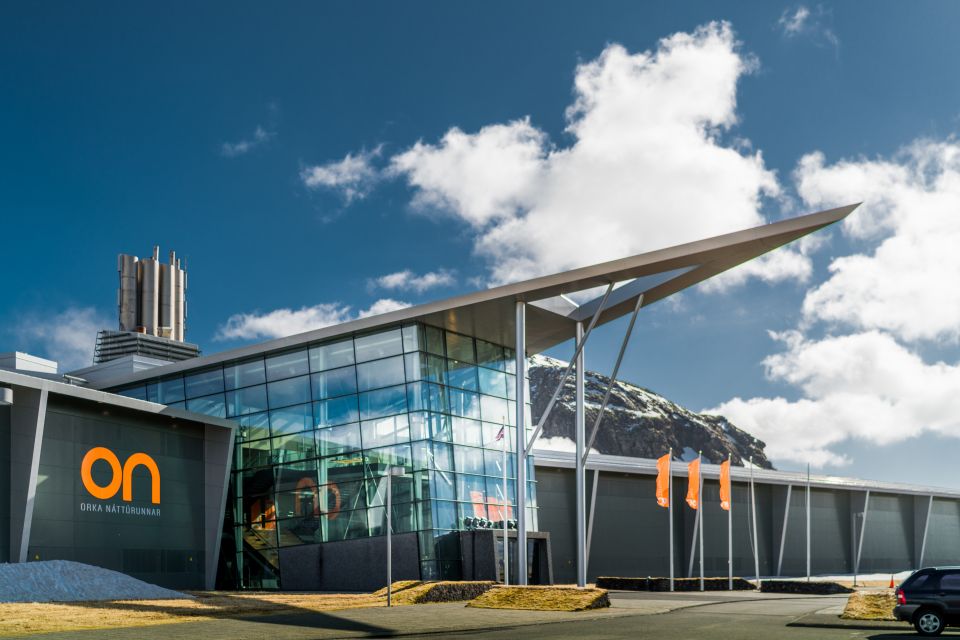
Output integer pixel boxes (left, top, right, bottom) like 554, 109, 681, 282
4, 2, 960, 486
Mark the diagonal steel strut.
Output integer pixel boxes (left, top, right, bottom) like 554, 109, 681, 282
524, 282, 614, 457
582, 293, 644, 465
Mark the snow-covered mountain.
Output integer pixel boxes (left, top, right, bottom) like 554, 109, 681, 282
528, 354, 773, 468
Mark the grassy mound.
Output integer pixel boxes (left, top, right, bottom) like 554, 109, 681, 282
371, 581, 422, 597
596, 576, 754, 591
841, 591, 897, 621
467, 586, 610, 611
378, 581, 495, 605
760, 580, 853, 595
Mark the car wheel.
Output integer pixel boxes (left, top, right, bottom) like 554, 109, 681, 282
914, 609, 945, 636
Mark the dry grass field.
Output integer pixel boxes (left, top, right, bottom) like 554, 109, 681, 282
841, 591, 897, 621
0, 591, 385, 637
468, 586, 610, 611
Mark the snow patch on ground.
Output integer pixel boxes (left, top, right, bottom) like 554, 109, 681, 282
536, 436, 599, 455
0, 560, 190, 603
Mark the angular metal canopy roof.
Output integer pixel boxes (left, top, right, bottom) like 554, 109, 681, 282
94, 203, 858, 388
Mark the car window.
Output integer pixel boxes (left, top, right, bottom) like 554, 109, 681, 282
908, 573, 934, 591
940, 573, 960, 591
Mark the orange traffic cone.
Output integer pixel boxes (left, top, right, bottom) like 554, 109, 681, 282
889, 575, 895, 589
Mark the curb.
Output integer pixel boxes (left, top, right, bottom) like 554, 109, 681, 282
787, 613, 911, 631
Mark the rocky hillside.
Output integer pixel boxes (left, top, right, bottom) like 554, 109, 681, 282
529, 354, 773, 468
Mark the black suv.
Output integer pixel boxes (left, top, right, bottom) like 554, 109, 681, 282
895, 567, 960, 636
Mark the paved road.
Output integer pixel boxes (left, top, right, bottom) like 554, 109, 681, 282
12, 591, 944, 640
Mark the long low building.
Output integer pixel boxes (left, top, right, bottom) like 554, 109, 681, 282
9, 203, 941, 592
534, 450, 960, 584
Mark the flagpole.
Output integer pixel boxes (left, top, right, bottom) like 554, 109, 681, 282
668, 447, 674, 592
749, 456, 760, 589
806, 462, 811, 583
502, 420, 509, 586
698, 450, 704, 592
728, 456, 733, 591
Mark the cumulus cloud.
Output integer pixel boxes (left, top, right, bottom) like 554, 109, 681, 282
777, 5, 839, 51
216, 298, 410, 341
221, 125, 274, 158
387, 22, 811, 287
301, 146, 383, 203
710, 138, 960, 466
371, 269, 456, 293
709, 331, 960, 467
13, 306, 109, 372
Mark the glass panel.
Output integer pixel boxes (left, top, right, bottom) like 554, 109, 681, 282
452, 418, 484, 447
310, 338, 355, 371
432, 442, 455, 472
316, 423, 362, 457
363, 444, 414, 477
447, 360, 478, 391
480, 395, 510, 426
424, 325, 444, 356
239, 438, 271, 469
361, 414, 410, 449
323, 479, 366, 513
476, 339, 506, 371
185, 368, 224, 398
267, 375, 311, 408
407, 412, 432, 441
314, 396, 360, 428
119, 385, 147, 400
226, 384, 268, 417
157, 377, 185, 403
276, 515, 321, 546
224, 358, 266, 390
265, 350, 310, 381
478, 367, 508, 398
430, 470, 457, 500
457, 474, 488, 505
326, 508, 369, 541
406, 381, 448, 414
445, 332, 475, 363
185, 394, 226, 417
448, 388, 481, 419
359, 384, 408, 420
454, 446, 485, 475
354, 328, 403, 362
365, 474, 415, 507
146, 382, 159, 402
429, 412, 453, 442
504, 347, 516, 375
319, 454, 366, 485
272, 431, 316, 463
275, 461, 318, 493
369, 502, 417, 535
270, 403, 313, 435
239, 412, 271, 441
356, 354, 405, 391
433, 501, 459, 530
402, 324, 419, 352
311, 366, 357, 399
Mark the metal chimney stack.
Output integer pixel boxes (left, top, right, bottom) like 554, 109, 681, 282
117, 246, 188, 341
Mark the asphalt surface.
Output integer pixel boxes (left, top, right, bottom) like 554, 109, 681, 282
12, 591, 952, 640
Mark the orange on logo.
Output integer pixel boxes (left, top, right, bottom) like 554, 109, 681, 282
81, 447, 160, 505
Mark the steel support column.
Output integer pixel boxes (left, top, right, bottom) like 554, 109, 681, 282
574, 321, 586, 588
855, 490, 871, 576
777, 485, 792, 577
919, 495, 934, 568
515, 301, 528, 585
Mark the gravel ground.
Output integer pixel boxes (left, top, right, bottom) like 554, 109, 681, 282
0, 560, 189, 603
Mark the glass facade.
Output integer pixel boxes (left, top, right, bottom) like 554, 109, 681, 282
114, 323, 537, 588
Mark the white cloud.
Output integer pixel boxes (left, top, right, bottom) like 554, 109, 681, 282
776, 5, 839, 51
388, 22, 806, 287
797, 142, 960, 342
534, 436, 599, 455
710, 138, 960, 466
357, 298, 411, 318
221, 125, 274, 158
708, 331, 960, 467
301, 146, 382, 203
216, 298, 410, 341
13, 306, 109, 372
371, 269, 455, 293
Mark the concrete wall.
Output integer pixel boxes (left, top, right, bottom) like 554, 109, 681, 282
537, 465, 960, 583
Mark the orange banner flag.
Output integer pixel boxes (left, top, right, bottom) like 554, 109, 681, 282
655, 453, 670, 508
686, 458, 700, 510
719, 459, 731, 511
